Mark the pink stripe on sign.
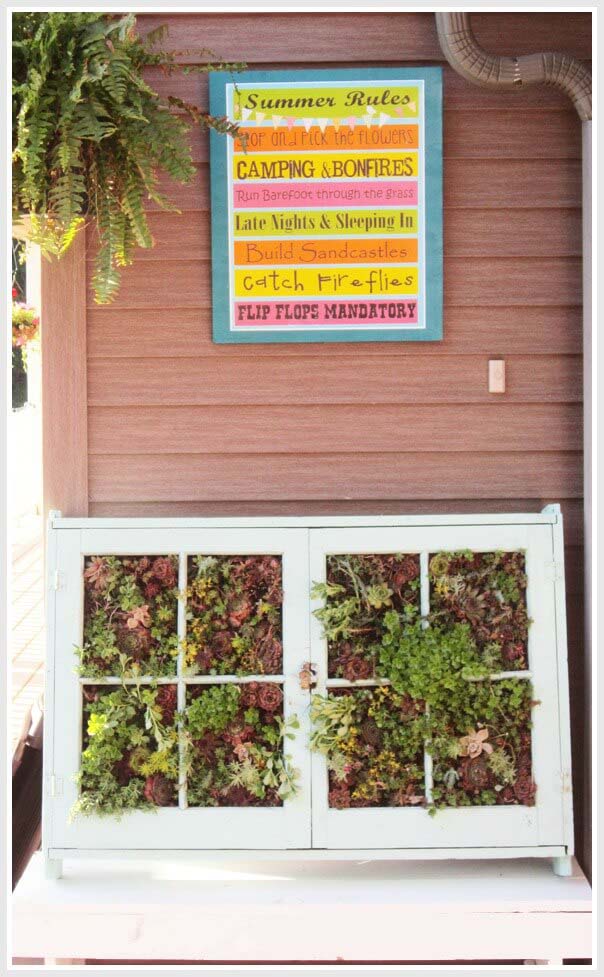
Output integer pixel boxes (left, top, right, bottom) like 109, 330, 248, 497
233, 181, 418, 209
234, 300, 419, 327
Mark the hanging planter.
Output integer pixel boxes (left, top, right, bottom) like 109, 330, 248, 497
12, 12, 244, 303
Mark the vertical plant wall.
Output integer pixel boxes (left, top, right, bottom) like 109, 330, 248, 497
75, 553, 297, 817
310, 550, 536, 811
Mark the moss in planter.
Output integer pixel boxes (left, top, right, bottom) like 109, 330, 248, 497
430, 679, 535, 807
311, 554, 421, 680
429, 550, 529, 671
77, 555, 179, 678
184, 683, 299, 807
311, 550, 537, 812
184, 555, 283, 675
379, 609, 536, 809
310, 687, 426, 809
73, 683, 179, 818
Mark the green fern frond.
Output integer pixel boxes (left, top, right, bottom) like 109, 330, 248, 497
13, 11, 245, 302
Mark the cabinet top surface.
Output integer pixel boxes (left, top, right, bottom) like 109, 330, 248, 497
51, 509, 560, 530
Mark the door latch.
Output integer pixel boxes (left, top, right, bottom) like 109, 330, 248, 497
299, 661, 317, 691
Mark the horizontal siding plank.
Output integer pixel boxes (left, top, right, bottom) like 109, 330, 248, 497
88, 404, 581, 455
87, 355, 581, 406
444, 159, 581, 209
443, 111, 579, 160
87, 208, 582, 264
135, 13, 591, 62
143, 62, 589, 113
443, 209, 581, 257
87, 306, 582, 358
148, 159, 582, 213
182, 110, 580, 163
86, 257, 582, 309
88, 451, 581, 502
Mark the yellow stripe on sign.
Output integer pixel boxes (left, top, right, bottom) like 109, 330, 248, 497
234, 266, 419, 297
235, 85, 419, 121
233, 209, 419, 236
233, 152, 418, 181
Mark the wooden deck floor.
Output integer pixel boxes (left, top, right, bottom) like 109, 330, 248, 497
11, 515, 44, 748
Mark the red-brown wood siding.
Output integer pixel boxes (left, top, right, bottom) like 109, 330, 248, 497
82, 12, 589, 863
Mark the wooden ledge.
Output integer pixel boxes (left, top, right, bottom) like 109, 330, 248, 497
13, 854, 591, 964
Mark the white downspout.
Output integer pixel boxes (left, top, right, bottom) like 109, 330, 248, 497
435, 11, 592, 873
581, 119, 591, 872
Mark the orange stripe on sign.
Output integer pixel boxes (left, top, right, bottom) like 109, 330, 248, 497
234, 124, 419, 154
234, 238, 419, 266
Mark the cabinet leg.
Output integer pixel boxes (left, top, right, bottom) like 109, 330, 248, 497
553, 855, 573, 877
45, 856, 63, 880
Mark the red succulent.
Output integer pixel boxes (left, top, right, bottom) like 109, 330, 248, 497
514, 774, 537, 806
194, 732, 221, 763
208, 630, 233, 663
228, 597, 253, 628
115, 614, 152, 661
194, 647, 216, 673
257, 684, 283, 712
144, 580, 162, 600
502, 641, 525, 663
328, 785, 352, 809
360, 719, 382, 748
144, 774, 175, 806
341, 654, 373, 683
496, 786, 516, 804
240, 682, 260, 708
219, 785, 255, 806
151, 557, 177, 588
83, 557, 112, 591
459, 755, 492, 793
112, 753, 133, 787
155, 685, 177, 725
391, 554, 420, 590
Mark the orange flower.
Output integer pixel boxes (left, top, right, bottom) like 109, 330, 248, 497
459, 727, 493, 759
126, 605, 151, 629
83, 557, 111, 590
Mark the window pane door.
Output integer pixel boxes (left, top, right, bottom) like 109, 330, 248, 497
309, 525, 565, 851
48, 527, 311, 852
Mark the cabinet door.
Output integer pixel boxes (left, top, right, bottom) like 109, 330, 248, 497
47, 526, 311, 853
309, 524, 565, 851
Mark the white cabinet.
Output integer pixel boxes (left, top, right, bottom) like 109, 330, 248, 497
43, 509, 573, 876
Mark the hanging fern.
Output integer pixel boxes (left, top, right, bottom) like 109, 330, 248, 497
12, 12, 245, 303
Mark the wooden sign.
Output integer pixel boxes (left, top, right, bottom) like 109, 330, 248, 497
209, 68, 442, 344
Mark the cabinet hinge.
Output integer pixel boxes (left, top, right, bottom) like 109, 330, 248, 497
50, 774, 63, 797
52, 569, 62, 591
544, 561, 563, 582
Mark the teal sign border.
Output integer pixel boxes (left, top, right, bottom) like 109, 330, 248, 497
209, 67, 443, 344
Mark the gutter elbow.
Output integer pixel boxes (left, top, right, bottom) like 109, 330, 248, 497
435, 11, 591, 122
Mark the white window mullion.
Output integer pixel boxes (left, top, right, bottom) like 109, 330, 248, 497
177, 552, 188, 811
325, 678, 391, 688
420, 551, 433, 805
184, 674, 285, 685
